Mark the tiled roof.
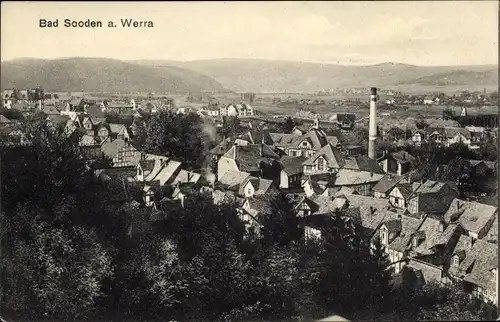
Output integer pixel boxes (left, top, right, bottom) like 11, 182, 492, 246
222, 144, 280, 172
101, 138, 128, 159
310, 195, 347, 215
86, 105, 105, 119
303, 143, 345, 168
344, 155, 385, 174
109, 123, 127, 135
395, 183, 413, 199
413, 217, 459, 256
332, 186, 355, 197
390, 151, 415, 164
458, 240, 498, 290
239, 176, 273, 196
412, 180, 457, 195
280, 156, 306, 175
151, 160, 182, 186
485, 215, 497, 244
269, 133, 299, 146
46, 114, 70, 124
445, 127, 472, 139
444, 199, 497, 235
210, 137, 233, 155
218, 170, 250, 189
372, 174, 404, 193
331, 169, 384, 186
172, 169, 202, 185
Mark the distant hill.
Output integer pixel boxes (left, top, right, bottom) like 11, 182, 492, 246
130, 58, 498, 93
1, 58, 226, 93
398, 69, 498, 86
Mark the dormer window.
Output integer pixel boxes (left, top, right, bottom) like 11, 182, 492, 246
453, 255, 460, 266
380, 227, 388, 246
301, 141, 308, 148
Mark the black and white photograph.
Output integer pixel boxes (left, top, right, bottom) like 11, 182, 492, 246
0, 1, 498, 321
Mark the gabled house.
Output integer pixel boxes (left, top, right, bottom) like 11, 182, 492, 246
377, 213, 426, 274
378, 151, 415, 176
388, 183, 413, 209
327, 169, 385, 196
109, 123, 131, 141
448, 237, 498, 304
302, 143, 345, 175
426, 127, 446, 144
409, 217, 463, 268
96, 123, 111, 141
217, 144, 281, 181
238, 176, 274, 198
407, 180, 459, 216
270, 127, 343, 158
172, 170, 202, 186
279, 156, 306, 189
411, 129, 426, 146
101, 139, 142, 168
444, 199, 498, 240
372, 174, 405, 198
136, 154, 182, 186
445, 127, 472, 147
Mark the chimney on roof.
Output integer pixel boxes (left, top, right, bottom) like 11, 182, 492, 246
438, 220, 446, 232
233, 146, 237, 160
313, 117, 320, 130
456, 199, 461, 210
260, 142, 264, 157
370, 206, 376, 214
368, 87, 378, 159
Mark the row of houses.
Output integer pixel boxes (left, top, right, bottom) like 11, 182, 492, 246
409, 126, 493, 149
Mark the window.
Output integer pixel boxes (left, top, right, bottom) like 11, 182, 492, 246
301, 141, 308, 147
318, 157, 327, 171
453, 256, 459, 266
381, 231, 388, 245
247, 188, 252, 196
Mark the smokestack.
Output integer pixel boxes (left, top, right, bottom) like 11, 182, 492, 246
368, 87, 377, 159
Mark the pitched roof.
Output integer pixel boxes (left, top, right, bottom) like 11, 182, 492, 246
311, 195, 347, 215
372, 174, 404, 193
485, 215, 497, 244
218, 170, 250, 189
412, 180, 457, 195
413, 218, 460, 256
101, 138, 128, 159
390, 151, 416, 164
269, 133, 299, 146
172, 170, 202, 185
222, 144, 280, 172
108, 123, 127, 134
445, 127, 472, 139
46, 114, 70, 124
292, 129, 328, 149
444, 199, 498, 235
302, 143, 345, 169
239, 176, 274, 196
330, 169, 384, 186
394, 183, 413, 199
0, 115, 11, 123
210, 137, 233, 156
149, 160, 182, 186
459, 240, 498, 290
344, 155, 385, 174
280, 155, 306, 175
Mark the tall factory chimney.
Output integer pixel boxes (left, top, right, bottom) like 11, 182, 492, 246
368, 87, 377, 159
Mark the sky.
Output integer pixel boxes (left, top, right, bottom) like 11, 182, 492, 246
1, 1, 498, 66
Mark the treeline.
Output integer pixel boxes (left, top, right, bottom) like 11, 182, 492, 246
0, 114, 496, 321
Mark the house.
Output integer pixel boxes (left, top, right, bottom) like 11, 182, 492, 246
448, 237, 498, 304
270, 126, 343, 158
279, 156, 306, 189
445, 127, 472, 147
96, 123, 111, 141
327, 169, 385, 196
239, 195, 269, 239
302, 144, 345, 175
378, 151, 415, 176
407, 180, 459, 216
372, 174, 405, 198
332, 113, 356, 130
101, 139, 142, 168
388, 183, 413, 209
221, 103, 254, 117
426, 127, 446, 144
46, 114, 71, 130
409, 217, 463, 268
136, 154, 182, 186
109, 123, 131, 141
238, 176, 274, 198
217, 170, 251, 192
217, 144, 280, 180
172, 170, 202, 186
79, 134, 99, 147
86, 105, 106, 124
343, 155, 385, 174
63, 97, 86, 114
444, 199, 497, 240
411, 130, 426, 146
377, 213, 426, 274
